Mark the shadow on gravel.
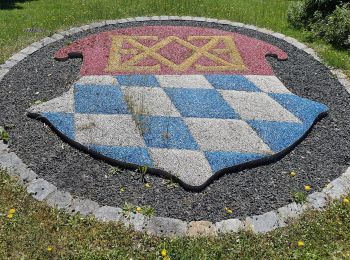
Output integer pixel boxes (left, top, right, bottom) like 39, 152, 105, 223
0, 0, 35, 10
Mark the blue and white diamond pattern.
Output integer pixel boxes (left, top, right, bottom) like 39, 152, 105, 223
28, 74, 328, 187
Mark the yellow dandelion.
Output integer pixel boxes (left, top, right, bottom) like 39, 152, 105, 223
136, 207, 142, 213
290, 171, 296, 177
163, 256, 171, 260
224, 207, 233, 214
47, 246, 53, 252
297, 240, 305, 247
7, 213, 14, 219
8, 208, 16, 214
161, 249, 167, 257
120, 187, 125, 192
343, 198, 349, 203
145, 183, 151, 188
304, 185, 311, 191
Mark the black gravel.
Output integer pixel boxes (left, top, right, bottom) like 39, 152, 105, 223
1, 20, 349, 222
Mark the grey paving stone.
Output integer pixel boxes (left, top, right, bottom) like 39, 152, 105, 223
145, 217, 188, 237
20, 46, 39, 55
27, 178, 57, 201
0, 152, 27, 178
117, 19, 130, 23
150, 16, 160, 20
2, 60, 18, 69
121, 212, 146, 232
244, 24, 258, 30
125, 17, 135, 22
41, 37, 56, 46
28, 42, 42, 50
205, 18, 219, 23
19, 169, 38, 184
284, 37, 307, 50
217, 19, 232, 25
93, 206, 123, 222
159, 16, 170, 20
331, 69, 347, 80
272, 32, 286, 39
89, 22, 106, 28
0, 142, 9, 152
181, 16, 193, 21
9, 53, 27, 62
105, 20, 118, 25
46, 190, 73, 209
306, 192, 328, 209
168, 16, 181, 20
192, 17, 206, 22
187, 221, 217, 236
0, 68, 9, 80
258, 28, 274, 35
216, 219, 245, 233
277, 202, 306, 224
70, 198, 100, 216
79, 25, 91, 31
68, 27, 83, 35
50, 33, 64, 40
324, 178, 349, 199
245, 211, 280, 233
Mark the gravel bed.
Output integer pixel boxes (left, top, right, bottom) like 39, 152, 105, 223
1, 20, 349, 222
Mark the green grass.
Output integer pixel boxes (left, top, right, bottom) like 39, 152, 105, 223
0, 0, 349, 77
0, 169, 350, 258
1, 1, 350, 258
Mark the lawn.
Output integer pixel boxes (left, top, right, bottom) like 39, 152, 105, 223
0, 0, 349, 77
1, 0, 350, 258
0, 169, 350, 258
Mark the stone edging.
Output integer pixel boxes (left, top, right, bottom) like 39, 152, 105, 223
0, 16, 349, 237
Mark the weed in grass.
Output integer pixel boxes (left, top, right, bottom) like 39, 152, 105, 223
137, 165, 148, 183
0, 126, 9, 143
292, 191, 307, 204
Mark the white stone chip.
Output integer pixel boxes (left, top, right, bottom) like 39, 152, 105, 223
122, 87, 181, 117
28, 88, 74, 114
245, 75, 291, 94
77, 75, 118, 85
156, 75, 213, 89
185, 118, 272, 154
149, 148, 213, 187
220, 90, 301, 123
75, 114, 146, 147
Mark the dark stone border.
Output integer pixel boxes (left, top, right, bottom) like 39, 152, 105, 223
1, 17, 350, 236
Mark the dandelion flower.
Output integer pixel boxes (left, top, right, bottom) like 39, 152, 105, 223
8, 208, 16, 214
161, 249, 167, 257
145, 183, 151, 188
136, 207, 142, 213
7, 213, 14, 219
297, 240, 305, 247
304, 185, 311, 191
224, 207, 233, 214
47, 246, 53, 252
343, 198, 349, 203
290, 171, 296, 177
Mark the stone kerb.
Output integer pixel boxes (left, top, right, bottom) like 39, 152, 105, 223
0, 16, 349, 237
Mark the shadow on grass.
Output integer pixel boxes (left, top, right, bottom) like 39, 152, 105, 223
0, 0, 35, 9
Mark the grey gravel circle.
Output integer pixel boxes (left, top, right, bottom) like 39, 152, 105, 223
1, 19, 349, 223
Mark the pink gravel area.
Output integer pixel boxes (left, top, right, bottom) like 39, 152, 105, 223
55, 26, 288, 76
